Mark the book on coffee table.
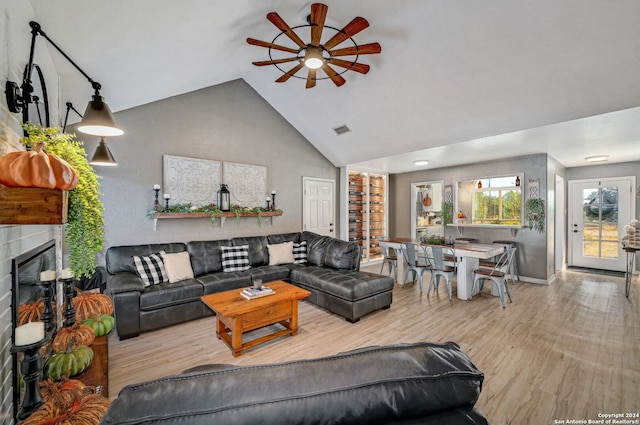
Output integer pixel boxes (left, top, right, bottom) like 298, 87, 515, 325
241, 286, 275, 300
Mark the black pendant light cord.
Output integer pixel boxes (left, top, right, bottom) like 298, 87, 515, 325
28, 22, 103, 97
62, 102, 83, 133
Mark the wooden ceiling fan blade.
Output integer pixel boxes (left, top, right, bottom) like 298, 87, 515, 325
306, 68, 317, 89
310, 3, 328, 46
276, 63, 305, 83
252, 57, 300, 66
321, 63, 346, 87
327, 58, 370, 74
329, 42, 382, 57
323, 17, 369, 50
247, 38, 300, 54
267, 12, 306, 48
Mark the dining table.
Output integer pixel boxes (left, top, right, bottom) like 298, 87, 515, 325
378, 237, 505, 300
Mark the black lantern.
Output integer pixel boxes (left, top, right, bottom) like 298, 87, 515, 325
218, 184, 231, 212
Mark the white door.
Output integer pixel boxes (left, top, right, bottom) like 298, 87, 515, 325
568, 178, 634, 271
303, 177, 335, 237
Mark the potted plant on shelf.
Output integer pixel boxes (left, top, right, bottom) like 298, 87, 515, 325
525, 197, 545, 233
19, 123, 105, 278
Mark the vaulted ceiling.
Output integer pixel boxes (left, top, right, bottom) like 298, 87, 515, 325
27, 0, 640, 173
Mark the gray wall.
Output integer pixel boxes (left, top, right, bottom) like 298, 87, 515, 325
74, 79, 339, 265
389, 154, 553, 282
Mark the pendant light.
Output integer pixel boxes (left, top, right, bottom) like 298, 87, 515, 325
5, 21, 124, 156
89, 138, 117, 166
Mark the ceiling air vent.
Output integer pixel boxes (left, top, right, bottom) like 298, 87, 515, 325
333, 125, 351, 135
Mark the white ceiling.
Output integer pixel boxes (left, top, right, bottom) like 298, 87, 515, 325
27, 0, 640, 173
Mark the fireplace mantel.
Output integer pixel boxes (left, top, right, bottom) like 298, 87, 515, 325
0, 185, 68, 224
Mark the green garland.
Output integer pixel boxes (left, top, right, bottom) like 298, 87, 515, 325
20, 123, 105, 278
147, 203, 281, 227
442, 201, 454, 225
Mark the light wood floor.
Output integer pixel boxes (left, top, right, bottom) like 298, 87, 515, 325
108, 267, 639, 424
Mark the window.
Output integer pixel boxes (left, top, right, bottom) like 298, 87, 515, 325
455, 175, 523, 226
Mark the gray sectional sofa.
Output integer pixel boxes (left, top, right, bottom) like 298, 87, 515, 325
100, 341, 489, 425
106, 231, 395, 340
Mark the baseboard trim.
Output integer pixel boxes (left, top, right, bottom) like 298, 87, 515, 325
518, 275, 553, 285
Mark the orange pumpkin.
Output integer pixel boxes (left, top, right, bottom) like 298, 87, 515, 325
41, 378, 92, 408
18, 299, 44, 325
0, 142, 78, 190
71, 289, 114, 322
52, 323, 96, 351
20, 393, 110, 425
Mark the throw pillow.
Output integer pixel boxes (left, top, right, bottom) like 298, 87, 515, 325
132, 250, 168, 286
221, 245, 251, 272
161, 251, 195, 283
293, 241, 308, 264
267, 241, 295, 266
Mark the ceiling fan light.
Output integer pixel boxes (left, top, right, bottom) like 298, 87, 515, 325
78, 95, 124, 137
304, 47, 324, 69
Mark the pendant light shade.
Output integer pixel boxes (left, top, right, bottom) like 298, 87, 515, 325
78, 95, 123, 137
90, 138, 117, 166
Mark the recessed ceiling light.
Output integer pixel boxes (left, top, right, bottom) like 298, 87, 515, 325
585, 155, 609, 163
413, 160, 429, 166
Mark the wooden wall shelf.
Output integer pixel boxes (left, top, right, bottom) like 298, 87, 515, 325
0, 185, 68, 225
446, 223, 522, 238
150, 211, 282, 230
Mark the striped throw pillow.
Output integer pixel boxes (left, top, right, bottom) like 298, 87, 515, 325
133, 250, 168, 286
221, 245, 251, 272
293, 241, 308, 264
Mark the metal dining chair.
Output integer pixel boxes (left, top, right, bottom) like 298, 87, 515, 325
401, 242, 431, 292
479, 244, 518, 285
379, 244, 398, 281
470, 248, 515, 308
424, 245, 456, 301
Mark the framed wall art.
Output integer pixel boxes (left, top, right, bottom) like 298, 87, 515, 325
163, 155, 221, 206
222, 162, 267, 207
444, 185, 453, 203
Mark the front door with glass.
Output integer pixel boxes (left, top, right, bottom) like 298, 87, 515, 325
569, 178, 634, 271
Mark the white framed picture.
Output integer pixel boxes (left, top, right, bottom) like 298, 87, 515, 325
222, 162, 267, 208
444, 185, 453, 203
163, 155, 221, 206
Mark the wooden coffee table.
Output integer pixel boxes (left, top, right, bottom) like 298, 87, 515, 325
201, 280, 311, 357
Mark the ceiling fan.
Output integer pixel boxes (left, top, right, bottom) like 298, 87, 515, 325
247, 3, 381, 89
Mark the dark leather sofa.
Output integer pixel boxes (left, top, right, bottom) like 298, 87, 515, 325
106, 231, 395, 340
100, 341, 489, 425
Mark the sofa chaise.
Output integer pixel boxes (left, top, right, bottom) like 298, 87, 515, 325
105, 231, 395, 340
100, 341, 489, 425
